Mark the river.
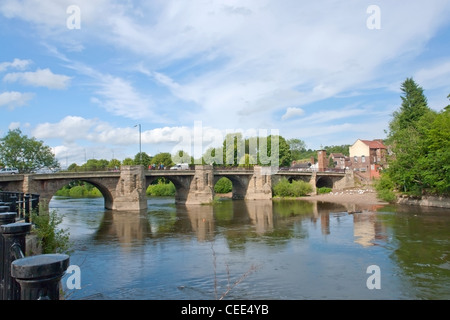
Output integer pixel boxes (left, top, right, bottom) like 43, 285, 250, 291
49, 196, 450, 300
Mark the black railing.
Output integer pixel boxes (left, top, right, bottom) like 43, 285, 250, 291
0, 193, 69, 300
0, 192, 40, 222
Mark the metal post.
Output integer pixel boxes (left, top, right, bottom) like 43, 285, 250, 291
9, 195, 17, 214
1, 222, 31, 300
24, 195, 30, 223
0, 213, 18, 300
17, 193, 24, 220
11, 254, 69, 300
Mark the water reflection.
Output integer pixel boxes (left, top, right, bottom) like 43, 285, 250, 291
92, 199, 394, 248
52, 196, 450, 300
95, 211, 151, 247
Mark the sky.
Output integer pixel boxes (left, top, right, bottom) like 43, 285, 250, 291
0, 0, 449, 167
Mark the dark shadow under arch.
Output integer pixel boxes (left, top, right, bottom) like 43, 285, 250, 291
316, 176, 333, 189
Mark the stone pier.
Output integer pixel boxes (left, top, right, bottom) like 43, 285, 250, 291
185, 165, 215, 205
112, 166, 147, 211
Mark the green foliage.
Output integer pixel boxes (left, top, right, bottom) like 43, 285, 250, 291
122, 157, 134, 165
147, 180, 176, 196
151, 152, 175, 168
108, 159, 121, 169
273, 178, 313, 197
31, 210, 72, 254
55, 182, 102, 198
134, 152, 152, 167
214, 177, 232, 193
287, 138, 307, 161
0, 128, 60, 173
172, 150, 193, 164
203, 133, 292, 167
374, 173, 397, 202
325, 145, 350, 156
384, 78, 449, 196
317, 187, 332, 194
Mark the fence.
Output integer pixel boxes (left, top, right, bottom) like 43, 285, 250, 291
0, 192, 40, 222
0, 192, 69, 300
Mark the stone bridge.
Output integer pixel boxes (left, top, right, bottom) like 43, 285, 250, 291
0, 165, 354, 211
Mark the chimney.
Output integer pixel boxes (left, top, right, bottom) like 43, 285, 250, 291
318, 150, 327, 172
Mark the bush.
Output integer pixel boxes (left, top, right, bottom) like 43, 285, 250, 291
273, 178, 313, 197
31, 210, 72, 254
374, 174, 397, 203
147, 181, 176, 196
214, 177, 232, 193
317, 187, 332, 194
55, 183, 102, 198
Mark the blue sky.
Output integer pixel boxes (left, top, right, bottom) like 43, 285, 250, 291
0, 0, 449, 167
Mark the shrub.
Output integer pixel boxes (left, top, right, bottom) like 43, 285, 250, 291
214, 177, 232, 193
273, 178, 313, 197
31, 210, 72, 254
374, 174, 397, 203
317, 187, 332, 194
147, 181, 176, 196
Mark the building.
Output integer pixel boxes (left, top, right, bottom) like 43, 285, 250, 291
328, 153, 351, 170
349, 139, 387, 179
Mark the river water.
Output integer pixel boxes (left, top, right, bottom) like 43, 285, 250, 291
49, 196, 450, 300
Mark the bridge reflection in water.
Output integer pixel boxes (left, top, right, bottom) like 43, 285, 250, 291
91, 198, 387, 248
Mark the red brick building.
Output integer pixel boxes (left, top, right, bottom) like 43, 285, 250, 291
349, 139, 387, 179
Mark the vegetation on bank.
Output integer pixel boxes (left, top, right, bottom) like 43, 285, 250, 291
55, 181, 102, 198
375, 78, 450, 202
31, 209, 72, 254
272, 178, 313, 198
147, 179, 176, 196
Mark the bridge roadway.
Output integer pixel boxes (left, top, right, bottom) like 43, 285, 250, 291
0, 165, 353, 211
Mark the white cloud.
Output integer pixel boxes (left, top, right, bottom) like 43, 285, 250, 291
0, 58, 32, 72
0, 91, 34, 108
33, 116, 98, 142
3, 68, 71, 89
8, 122, 21, 130
282, 107, 304, 120
91, 74, 155, 121
414, 60, 450, 90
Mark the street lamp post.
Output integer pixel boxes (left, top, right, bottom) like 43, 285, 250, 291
134, 124, 142, 164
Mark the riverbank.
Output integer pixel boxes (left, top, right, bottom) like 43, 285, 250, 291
286, 188, 450, 209
217, 188, 388, 206
302, 188, 388, 205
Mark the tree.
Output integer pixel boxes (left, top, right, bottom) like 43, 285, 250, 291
172, 150, 192, 164
261, 135, 291, 167
108, 159, 121, 170
417, 107, 450, 194
134, 152, 151, 167
0, 129, 60, 173
151, 152, 174, 168
380, 79, 450, 196
389, 77, 430, 132
287, 138, 306, 160
122, 157, 134, 165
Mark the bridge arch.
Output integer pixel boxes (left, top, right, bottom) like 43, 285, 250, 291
47, 178, 115, 209
214, 175, 249, 200
316, 176, 333, 189
285, 175, 310, 184
145, 175, 192, 203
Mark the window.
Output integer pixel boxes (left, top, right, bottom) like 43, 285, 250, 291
354, 156, 358, 163
361, 155, 366, 163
